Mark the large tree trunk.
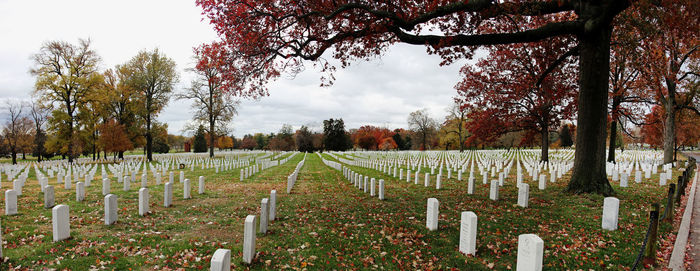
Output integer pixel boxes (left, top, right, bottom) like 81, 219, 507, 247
209, 120, 215, 158
541, 128, 549, 162
663, 94, 676, 165
146, 113, 153, 161
607, 96, 621, 163
11, 151, 17, 165
566, 23, 615, 196
608, 119, 617, 163
68, 115, 74, 163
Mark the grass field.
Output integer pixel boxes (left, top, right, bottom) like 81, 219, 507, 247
0, 152, 687, 270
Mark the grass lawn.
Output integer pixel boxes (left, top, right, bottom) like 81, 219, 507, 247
0, 152, 687, 270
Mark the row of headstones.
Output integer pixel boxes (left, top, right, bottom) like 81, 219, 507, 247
242, 153, 299, 182
1, 176, 210, 259
342, 166, 385, 200
286, 154, 306, 193
5, 174, 206, 216
424, 196, 620, 270
210, 189, 278, 270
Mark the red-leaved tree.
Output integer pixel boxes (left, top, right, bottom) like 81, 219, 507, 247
196, 0, 637, 194
635, 0, 699, 163
456, 17, 578, 162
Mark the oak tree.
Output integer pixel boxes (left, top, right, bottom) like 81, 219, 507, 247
123, 49, 179, 161
197, 0, 635, 195
31, 39, 101, 162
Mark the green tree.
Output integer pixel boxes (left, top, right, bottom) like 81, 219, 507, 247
295, 126, 314, 152
193, 125, 207, 153
559, 125, 574, 148
323, 118, 350, 151
31, 39, 101, 162
123, 49, 178, 161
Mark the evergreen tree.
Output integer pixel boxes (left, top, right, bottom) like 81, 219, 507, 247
323, 118, 350, 151
193, 125, 208, 153
559, 125, 574, 148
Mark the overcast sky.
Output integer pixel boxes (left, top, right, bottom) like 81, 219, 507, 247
0, 0, 468, 137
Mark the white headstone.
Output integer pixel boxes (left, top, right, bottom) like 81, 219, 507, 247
269, 190, 277, 221
210, 249, 231, 271
378, 179, 385, 200
424, 173, 430, 187
459, 211, 477, 255
518, 183, 529, 208
76, 182, 85, 202
260, 198, 269, 234
602, 197, 619, 230
516, 234, 544, 271
139, 188, 149, 216
52, 204, 70, 242
13, 180, 22, 196
538, 175, 546, 190
183, 179, 191, 199
102, 178, 110, 195
243, 215, 257, 264
468, 177, 475, 194
164, 182, 173, 207
489, 180, 499, 201
426, 198, 439, 231
436, 175, 441, 189
5, 190, 17, 215
105, 194, 117, 225
44, 185, 55, 209
620, 173, 628, 187
370, 178, 376, 196
123, 177, 130, 191
141, 174, 148, 188
199, 176, 205, 194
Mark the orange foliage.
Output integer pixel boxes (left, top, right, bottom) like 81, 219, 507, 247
99, 120, 133, 154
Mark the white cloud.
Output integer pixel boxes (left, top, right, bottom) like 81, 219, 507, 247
0, 0, 469, 137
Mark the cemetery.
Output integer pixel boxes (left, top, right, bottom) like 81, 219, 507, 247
0, 0, 699, 270
0, 149, 695, 270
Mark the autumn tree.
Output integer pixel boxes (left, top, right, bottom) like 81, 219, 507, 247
31, 39, 101, 162
3, 102, 31, 164
439, 101, 470, 152
197, 0, 646, 195
240, 135, 257, 150
29, 101, 49, 161
379, 137, 398, 151
178, 45, 241, 158
636, 0, 699, 164
102, 67, 139, 159
99, 119, 133, 160
408, 109, 437, 151
123, 49, 178, 161
456, 18, 578, 162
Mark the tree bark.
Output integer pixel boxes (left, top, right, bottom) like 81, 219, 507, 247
209, 88, 215, 158
663, 90, 676, 164
607, 95, 621, 163
146, 113, 152, 161
608, 119, 617, 163
541, 127, 549, 162
566, 23, 615, 196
